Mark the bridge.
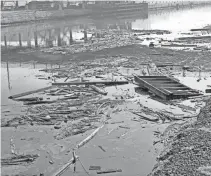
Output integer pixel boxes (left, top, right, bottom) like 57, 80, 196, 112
146, 0, 211, 10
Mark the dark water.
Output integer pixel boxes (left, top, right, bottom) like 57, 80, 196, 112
1, 6, 211, 48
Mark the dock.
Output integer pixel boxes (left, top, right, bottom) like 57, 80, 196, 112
134, 76, 202, 100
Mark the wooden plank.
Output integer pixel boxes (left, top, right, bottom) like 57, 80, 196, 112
52, 81, 128, 86
173, 91, 201, 96
134, 76, 171, 100
137, 76, 167, 78
135, 75, 202, 100
190, 28, 211, 31
90, 85, 107, 95
178, 36, 211, 40
161, 44, 197, 47
162, 88, 173, 94
146, 80, 176, 83
156, 64, 182, 67
163, 87, 191, 90
142, 78, 177, 82
97, 169, 122, 174
153, 83, 186, 87
8, 86, 54, 99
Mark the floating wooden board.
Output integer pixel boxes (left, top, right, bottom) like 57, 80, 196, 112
134, 76, 202, 100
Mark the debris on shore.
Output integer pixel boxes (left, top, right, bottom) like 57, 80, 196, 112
149, 99, 211, 176
1, 154, 39, 165
2, 26, 211, 176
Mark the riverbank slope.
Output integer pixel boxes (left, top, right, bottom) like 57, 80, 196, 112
149, 98, 211, 176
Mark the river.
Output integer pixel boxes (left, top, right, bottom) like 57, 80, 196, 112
1, 6, 211, 48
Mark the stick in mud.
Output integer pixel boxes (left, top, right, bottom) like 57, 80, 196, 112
77, 125, 104, 149
52, 124, 104, 176
98, 145, 106, 152
90, 85, 108, 95
52, 80, 129, 86
97, 169, 122, 174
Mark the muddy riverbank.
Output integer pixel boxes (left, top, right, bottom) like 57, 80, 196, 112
1, 6, 211, 175
1, 41, 211, 175
149, 98, 211, 176
2, 43, 211, 68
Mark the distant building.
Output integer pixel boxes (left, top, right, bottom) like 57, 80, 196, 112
27, 1, 54, 10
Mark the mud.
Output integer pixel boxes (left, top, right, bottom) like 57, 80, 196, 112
2, 44, 210, 175
1, 12, 211, 175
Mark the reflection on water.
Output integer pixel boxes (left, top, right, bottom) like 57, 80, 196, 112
1, 6, 211, 48
1, 62, 53, 106
133, 6, 211, 32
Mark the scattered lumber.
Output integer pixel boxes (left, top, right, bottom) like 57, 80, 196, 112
52, 157, 74, 176
53, 124, 104, 175
98, 145, 106, 152
188, 95, 211, 99
97, 169, 122, 174
8, 86, 54, 99
89, 166, 101, 170
119, 125, 130, 129
90, 85, 108, 95
48, 108, 85, 114
205, 89, 211, 93
1, 154, 39, 165
190, 28, 211, 31
131, 111, 159, 122
175, 104, 196, 111
178, 36, 211, 40
52, 81, 128, 86
59, 96, 79, 100
77, 125, 104, 149
161, 44, 197, 47
14, 97, 43, 102
156, 63, 182, 67
110, 121, 124, 124
24, 100, 56, 105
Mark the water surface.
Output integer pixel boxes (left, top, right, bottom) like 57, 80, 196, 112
1, 6, 211, 48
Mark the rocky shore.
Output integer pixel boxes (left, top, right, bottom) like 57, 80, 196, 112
149, 98, 211, 176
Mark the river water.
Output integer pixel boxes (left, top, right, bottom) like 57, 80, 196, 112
1, 6, 211, 48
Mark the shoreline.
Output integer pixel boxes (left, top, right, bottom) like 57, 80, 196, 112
2, 43, 211, 68
149, 98, 211, 176
1, 42, 211, 175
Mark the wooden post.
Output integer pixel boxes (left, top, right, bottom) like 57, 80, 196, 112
84, 30, 88, 42
34, 32, 38, 48
19, 33, 22, 47
48, 29, 53, 47
69, 29, 73, 44
7, 61, 11, 90
27, 32, 31, 48
4, 35, 7, 48
27, 40, 31, 48
57, 29, 61, 46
